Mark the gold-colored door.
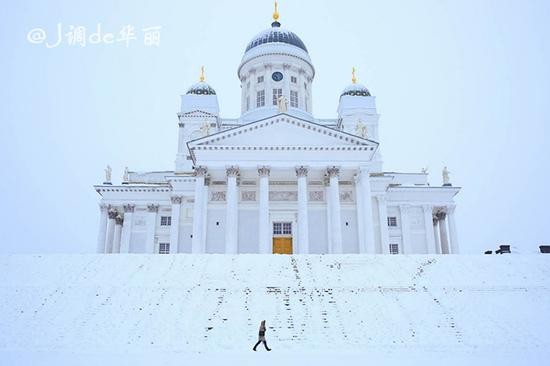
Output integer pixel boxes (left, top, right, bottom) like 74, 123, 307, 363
273, 237, 293, 254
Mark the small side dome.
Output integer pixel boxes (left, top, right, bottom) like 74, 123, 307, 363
186, 66, 216, 95
340, 83, 371, 97
340, 67, 371, 97
186, 82, 216, 96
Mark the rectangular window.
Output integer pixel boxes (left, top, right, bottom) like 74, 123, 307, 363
389, 244, 399, 255
282, 222, 292, 235
291, 76, 297, 84
159, 243, 170, 254
160, 216, 172, 226
272, 88, 283, 105
256, 90, 265, 107
246, 96, 250, 111
257, 76, 264, 83
273, 222, 292, 235
290, 91, 298, 108
387, 217, 397, 227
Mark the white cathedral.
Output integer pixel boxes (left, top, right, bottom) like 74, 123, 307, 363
95, 3, 460, 256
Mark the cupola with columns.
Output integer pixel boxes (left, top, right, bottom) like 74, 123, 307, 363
238, 1, 315, 123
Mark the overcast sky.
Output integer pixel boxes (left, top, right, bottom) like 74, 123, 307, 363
1, 0, 549, 254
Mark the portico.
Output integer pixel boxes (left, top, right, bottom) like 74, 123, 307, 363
182, 113, 379, 254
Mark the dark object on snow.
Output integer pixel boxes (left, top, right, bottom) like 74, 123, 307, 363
484, 250, 493, 254
253, 320, 272, 351
540, 245, 550, 254
495, 245, 511, 254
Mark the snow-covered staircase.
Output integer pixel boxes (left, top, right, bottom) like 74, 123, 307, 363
0, 254, 549, 353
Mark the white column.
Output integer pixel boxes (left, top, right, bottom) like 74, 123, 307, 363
358, 166, 376, 254
258, 166, 271, 254
423, 204, 437, 254
355, 174, 366, 253
170, 196, 183, 254
296, 166, 310, 254
377, 195, 390, 254
327, 167, 343, 254
447, 205, 459, 254
202, 184, 208, 252
283, 63, 291, 101
438, 211, 450, 254
325, 183, 332, 253
96, 204, 108, 253
225, 166, 239, 254
146, 204, 159, 254
399, 205, 412, 254
250, 69, 257, 110
112, 215, 123, 253
265, 64, 273, 108
104, 208, 117, 253
192, 167, 207, 254
433, 217, 441, 254
120, 204, 135, 253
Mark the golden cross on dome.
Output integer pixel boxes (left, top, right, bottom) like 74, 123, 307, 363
273, 1, 280, 22
352, 67, 357, 84
200, 66, 205, 82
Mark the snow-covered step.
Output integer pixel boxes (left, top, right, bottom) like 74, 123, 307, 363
0, 254, 549, 353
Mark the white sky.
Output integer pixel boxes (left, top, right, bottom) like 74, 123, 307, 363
1, 0, 549, 254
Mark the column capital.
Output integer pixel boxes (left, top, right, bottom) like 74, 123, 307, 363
147, 204, 159, 213
99, 203, 110, 212
326, 166, 340, 178
295, 166, 308, 178
194, 166, 208, 177
447, 204, 457, 214
422, 204, 433, 212
375, 194, 387, 204
226, 166, 240, 177
433, 216, 439, 225
358, 165, 372, 174
258, 166, 271, 177
399, 204, 412, 213
108, 209, 118, 220
123, 204, 135, 213
115, 215, 124, 226
436, 211, 447, 220
171, 196, 183, 205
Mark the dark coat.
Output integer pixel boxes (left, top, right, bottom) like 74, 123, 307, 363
258, 321, 266, 341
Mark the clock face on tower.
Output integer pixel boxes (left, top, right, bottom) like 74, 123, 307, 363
272, 72, 283, 82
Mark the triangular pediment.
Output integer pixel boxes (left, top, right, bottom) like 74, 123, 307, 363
187, 114, 379, 166
188, 114, 378, 148
179, 110, 217, 118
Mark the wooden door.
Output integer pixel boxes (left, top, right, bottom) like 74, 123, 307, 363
273, 237, 293, 254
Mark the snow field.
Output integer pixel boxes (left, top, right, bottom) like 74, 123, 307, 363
0, 254, 549, 364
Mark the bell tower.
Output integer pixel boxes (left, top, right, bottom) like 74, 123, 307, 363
337, 68, 382, 171
175, 67, 220, 173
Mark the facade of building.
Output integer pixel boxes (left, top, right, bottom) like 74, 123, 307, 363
94, 5, 460, 255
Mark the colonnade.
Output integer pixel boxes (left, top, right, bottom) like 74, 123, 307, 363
96, 167, 458, 255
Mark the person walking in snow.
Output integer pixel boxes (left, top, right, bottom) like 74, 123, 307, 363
252, 320, 271, 351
